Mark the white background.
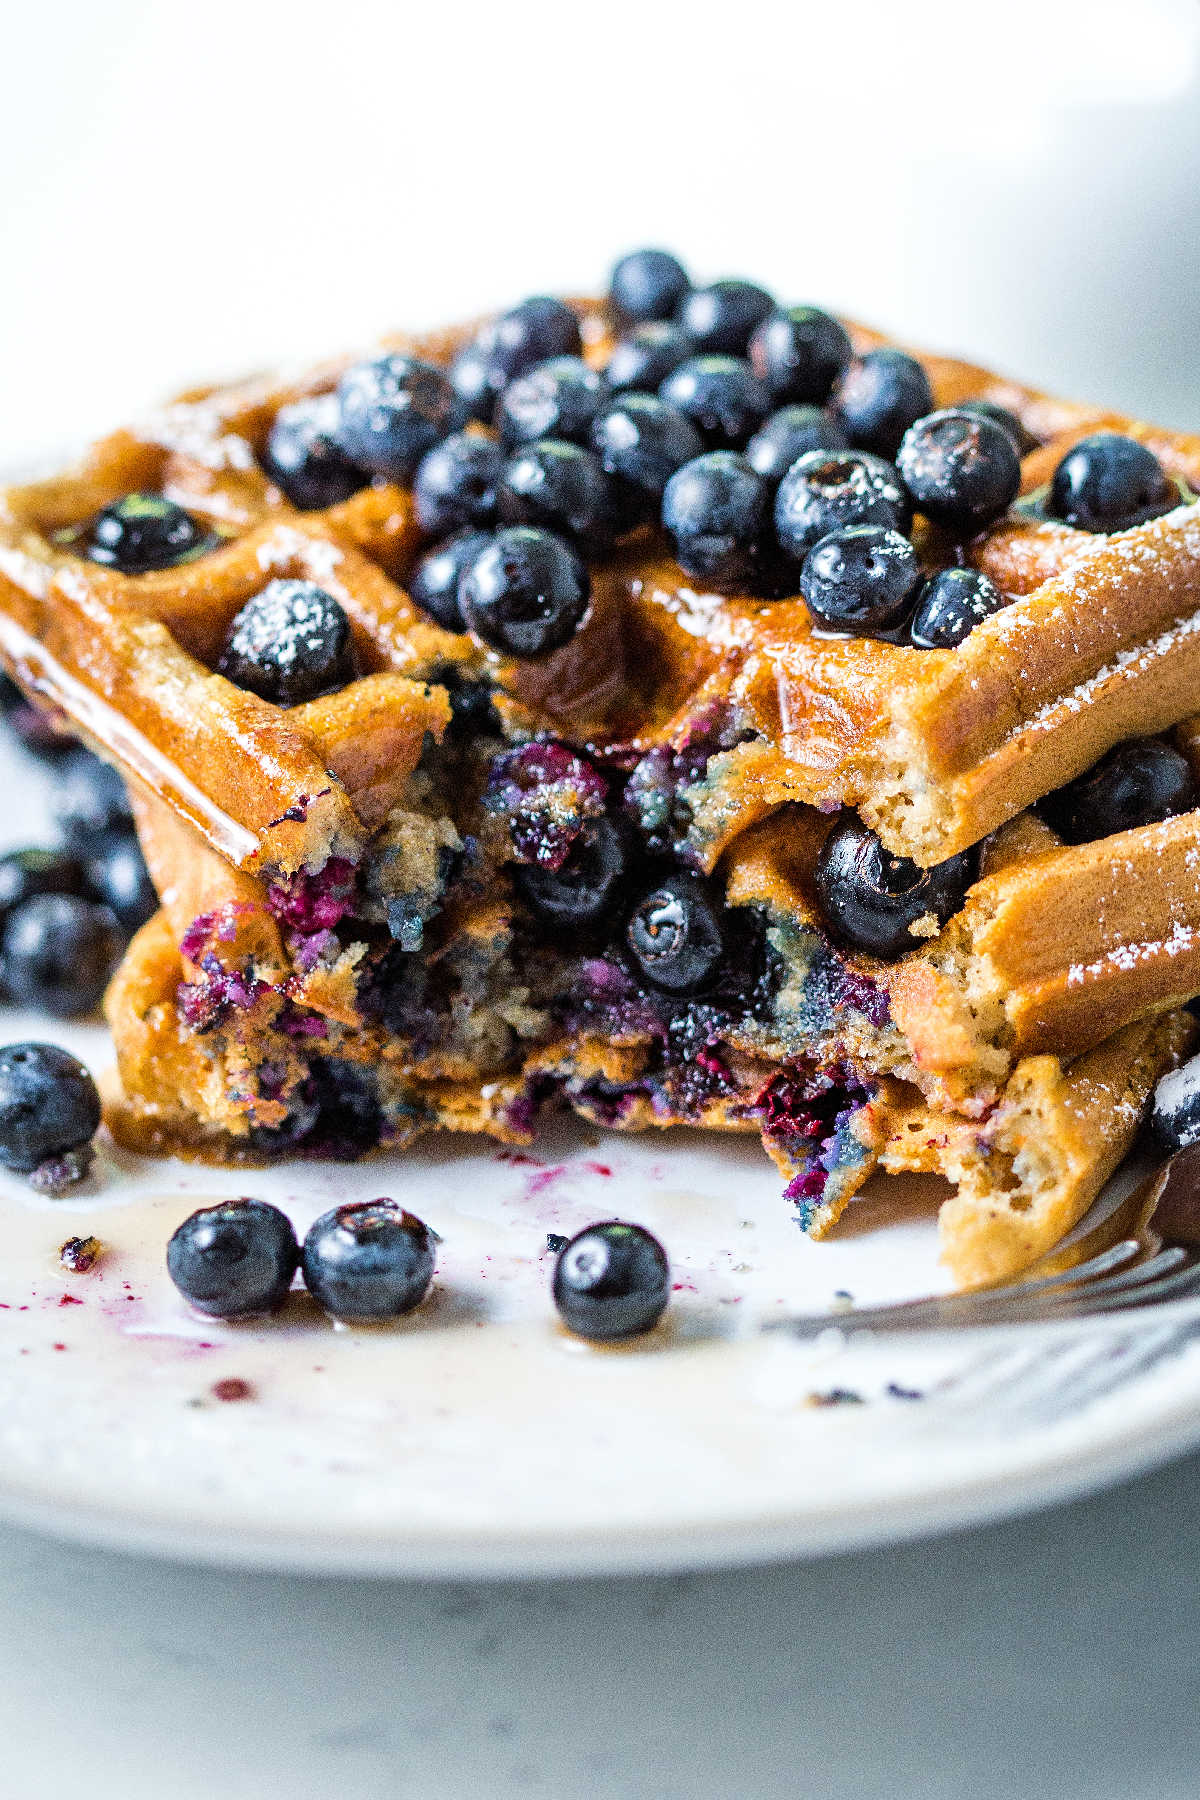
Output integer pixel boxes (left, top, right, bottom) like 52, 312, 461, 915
3, 2, 1200, 1795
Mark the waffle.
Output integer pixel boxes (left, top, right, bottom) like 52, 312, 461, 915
3, 296, 1199, 1288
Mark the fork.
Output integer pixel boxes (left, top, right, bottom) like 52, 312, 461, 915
764, 1143, 1200, 1340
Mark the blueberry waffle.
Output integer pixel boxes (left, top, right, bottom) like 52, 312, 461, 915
3, 254, 1199, 1286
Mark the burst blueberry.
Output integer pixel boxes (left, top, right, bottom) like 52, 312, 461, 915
834, 349, 935, 458
610, 249, 691, 323
334, 353, 457, 482
496, 357, 609, 448
497, 441, 618, 558
662, 452, 768, 588
589, 393, 704, 525
1037, 738, 1197, 845
413, 431, 504, 535
459, 527, 590, 658
0, 1043, 101, 1175
263, 395, 366, 510
167, 1199, 299, 1319
897, 408, 1021, 532
658, 356, 770, 450
626, 873, 725, 994
814, 816, 976, 959
552, 1220, 670, 1341
516, 815, 629, 928
676, 279, 775, 355
800, 526, 922, 634
1048, 432, 1175, 533
606, 322, 695, 393
302, 1199, 435, 1322
86, 493, 215, 573
745, 406, 849, 485
774, 449, 912, 560
749, 306, 853, 405
218, 579, 358, 706
1, 893, 122, 1016
408, 530, 489, 632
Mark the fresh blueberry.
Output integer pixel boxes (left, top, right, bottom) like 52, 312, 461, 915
52, 749, 134, 848
263, 395, 366, 510
408, 531, 489, 632
658, 356, 770, 450
448, 342, 500, 424
1150, 1053, 1200, 1155
774, 449, 912, 560
662, 452, 769, 588
626, 872, 725, 993
413, 431, 503, 535
834, 349, 935, 458
589, 393, 704, 526
958, 400, 1035, 456
455, 297, 584, 421
0, 848, 89, 924
496, 357, 609, 448
1048, 432, 1175, 533
814, 816, 976, 958
552, 1220, 670, 1341
334, 354, 458, 482
606, 322, 695, 392
167, 1199, 299, 1319
745, 406, 849, 485
749, 306, 853, 404
497, 441, 618, 558
86, 493, 215, 573
516, 815, 628, 928
1, 893, 122, 1015
676, 280, 775, 355
909, 568, 1008, 649
302, 1199, 435, 1322
897, 408, 1021, 532
1037, 738, 1197, 845
0, 1042, 101, 1174
0, 677, 75, 762
218, 579, 358, 706
800, 526, 922, 634
610, 249, 691, 323
459, 527, 590, 658
85, 833, 158, 934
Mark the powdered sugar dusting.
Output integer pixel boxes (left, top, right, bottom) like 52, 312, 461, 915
1066, 918, 1199, 988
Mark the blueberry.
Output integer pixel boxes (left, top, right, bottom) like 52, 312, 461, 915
413, 432, 503, 535
0, 677, 75, 762
910, 568, 1008, 649
589, 393, 704, 526
662, 452, 769, 588
2, 894, 123, 1015
459, 527, 590, 658
610, 249, 691, 323
448, 343, 500, 424
745, 406, 849, 485
774, 449, 912, 560
800, 526, 922, 634
1037, 738, 1197, 845
497, 441, 618, 558
834, 349, 935, 458
749, 306, 853, 404
218, 578, 358, 706
408, 531, 489, 632
85, 833, 158, 934
455, 297, 585, 419
0, 848, 89, 924
897, 409, 1021, 532
334, 354, 457, 482
167, 1199, 299, 1319
814, 816, 976, 958
263, 395, 366, 510
0, 1042, 101, 1173
552, 1220, 670, 1341
1048, 431, 1175, 533
1150, 1053, 1200, 1155
444, 674, 502, 743
52, 749, 134, 848
86, 493, 215, 573
626, 872, 725, 994
496, 357, 609, 448
676, 280, 775, 355
658, 356, 770, 450
606, 322, 695, 392
958, 400, 1035, 456
302, 1199, 435, 1322
516, 815, 628, 928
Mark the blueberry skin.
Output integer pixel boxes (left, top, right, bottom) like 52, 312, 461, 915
408, 530, 490, 631
774, 449, 912, 560
801, 526, 922, 635
1150, 1053, 1200, 1155
610, 249, 691, 324
263, 395, 366, 510
833, 349, 935, 459
497, 441, 618, 559
606, 322, 695, 392
455, 297, 585, 419
749, 306, 853, 405
87, 493, 214, 574
85, 833, 158, 934
626, 872, 725, 994
218, 578, 358, 706
662, 452, 769, 588
745, 406, 849, 485
814, 816, 976, 959
459, 527, 590, 659
589, 394, 705, 526
1037, 738, 1197, 846
52, 750, 134, 849
0, 848, 89, 925
334, 354, 458, 482
0, 1042, 101, 1172
676, 280, 775, 355
658, 356, 771, 450
496, 357, 609, 448
448, 343, 500, 424
0, 676, 76, 763
958, 400, 1036, 457
910, 568, 1008, 649
1048, 432, 1175, 533
552, 1220, 670, 1341
167, 1199, 300, 1319
302, 1200, 435, 1322
515, 815, 628, 928
897, 409, 1021, 532
413, 432, 504, 535
1, 893, 123, 1016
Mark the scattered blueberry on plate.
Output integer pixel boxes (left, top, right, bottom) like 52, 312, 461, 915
302, 1199, 436, 1322
552, 1221, 670, 1341
167, 1199, 300, 1319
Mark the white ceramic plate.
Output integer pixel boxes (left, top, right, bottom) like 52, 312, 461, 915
3, 727, 1200, 1579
